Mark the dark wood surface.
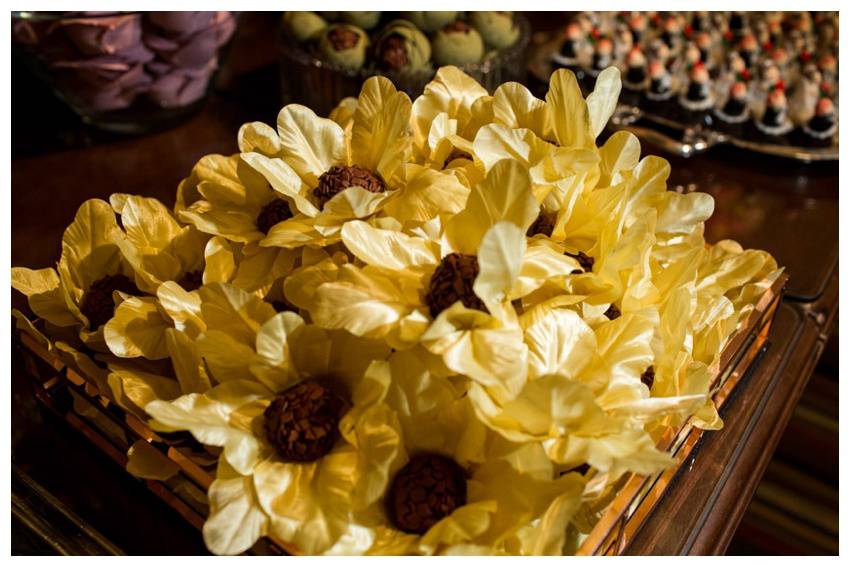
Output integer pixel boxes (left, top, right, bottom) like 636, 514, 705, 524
11, 12, 838, 556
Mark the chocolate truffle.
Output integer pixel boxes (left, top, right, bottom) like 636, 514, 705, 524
591, 37, 614, 72
318, 23, 370, 71
387, 454, 468, 535
314, 165, 385, 207
80, 274, 141, 329
680, 62, 714, 110
425, 253, 488, 318
432, 20, 485, 67
716, 81, 750, 123
373, 19, 431, 73
469, 11, 520, 50
256, 198, 293, 234
557, 22, 585, 63
264, 380, 348, 462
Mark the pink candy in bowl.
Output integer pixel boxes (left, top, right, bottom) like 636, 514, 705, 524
12, 11, 237, 133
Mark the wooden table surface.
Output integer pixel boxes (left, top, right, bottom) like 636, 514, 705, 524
11, 13, 838, 556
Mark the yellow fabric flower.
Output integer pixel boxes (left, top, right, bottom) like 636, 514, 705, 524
145, 300, 398, 555
235, 76, 468, 243
12, 198, 146, 350
287, 159, 580, 401
361, 349, 586, 555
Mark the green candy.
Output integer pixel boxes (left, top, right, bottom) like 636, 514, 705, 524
469, 11, 519, 50
373, 19, 432, 72
401, 11, 459, 34
340, 11, 382, 31
432, 21, 484, 67
282, 11, 327, 43
318, 24, 370, 71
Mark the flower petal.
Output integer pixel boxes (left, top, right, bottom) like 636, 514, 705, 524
276, 104, 346, 185
341, 220, 439, 271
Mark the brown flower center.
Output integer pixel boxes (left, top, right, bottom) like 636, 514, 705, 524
80, 274, 141, 329
263, 379, 347, 463
526, 212, 557, 237
256, 199, 293, 234
443, 20, 471, 34
566, 251, 595, 273
641, 365, 655, 389
269, 299, 297, 313
314, 165, 386, 208
328, 26, 359, 51
177, 269, 203, 292
379, 34, 409, 71
387, 453, 468, 535
425, 253, 489, 318
443, 148, 472, 168
604, 304, 621, 320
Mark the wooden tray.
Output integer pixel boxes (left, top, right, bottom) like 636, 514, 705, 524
14, 272, 787, 555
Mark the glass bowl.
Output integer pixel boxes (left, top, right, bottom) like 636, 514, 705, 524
11, 11, 238, 134
279, 14, 532, 116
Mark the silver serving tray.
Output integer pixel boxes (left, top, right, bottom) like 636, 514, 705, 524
611, 104, 838, 163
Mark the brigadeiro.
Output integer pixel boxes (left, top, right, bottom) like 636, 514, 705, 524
553, 21, 584, 68
754, 87, 793, 141
623, 47, 648, 91
629, 13, 648, 43
696, 32, 714, 66
738, 33, 760, 68
661, 16, 682, 50
798, 97, 837, 147
715, 80, 751, 136
679, 62, 715, 115
646, 59, 674, 101
589, 36, 614, 76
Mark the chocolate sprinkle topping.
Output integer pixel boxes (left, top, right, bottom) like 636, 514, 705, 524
387, 453, 468, 535
328, 26, 359, 51
314, 165, 385, 208
526, 212, 557, 237
80, 274, 140, 329
264, 380, 348, 463
177, 269, 203, 292
256, 199, 293, 234
379, 34, 409, 71
641, 366, 655, 390
604, 304, 621, 320
425, 253, 489, 318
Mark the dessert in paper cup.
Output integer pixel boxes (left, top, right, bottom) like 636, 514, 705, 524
11, 65, 783, 555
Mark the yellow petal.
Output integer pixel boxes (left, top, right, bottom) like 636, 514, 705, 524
240, 152, 319, 217
525, 308, 596, 379
445, 159, 538, 254
119, 195, 185, 250
382, 165, 469, 224
598, 130, 641, 187
474, 221, 526, 311
352, 85, 412, 187
328, 96, 359, 129
204, 461, 269, 555
165, 327, 212, 394
546, 69, 593, 149
57, 199, 125, 297
584, 66, 622, 139
126, 439, 180, 480
341, 220, 439, 270
492, 81, 548, 134
198, 282, 276, 346
104, 296, 170, 359
238, 121, 283, 156
157, 281, 205, 337
11, 267, 78, 326
276, 104, 346, 185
